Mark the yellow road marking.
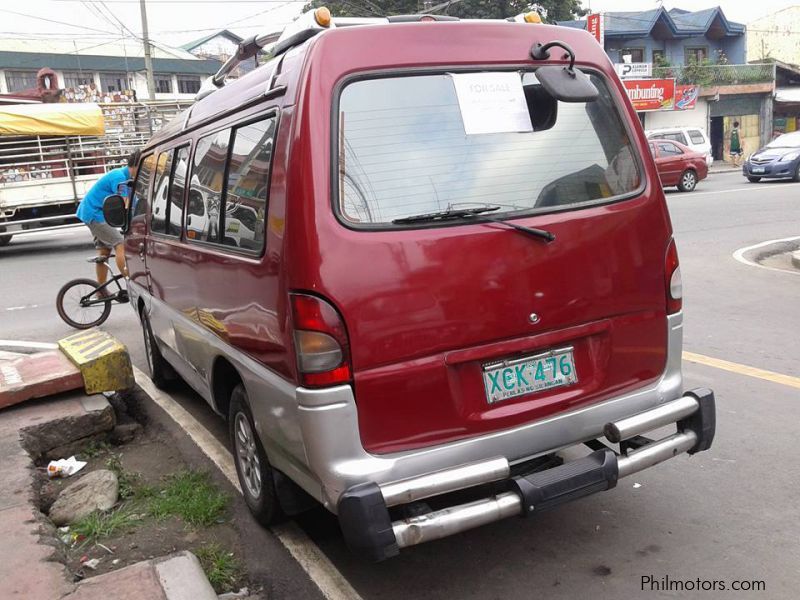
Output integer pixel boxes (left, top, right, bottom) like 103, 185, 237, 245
683, 351, 800, 390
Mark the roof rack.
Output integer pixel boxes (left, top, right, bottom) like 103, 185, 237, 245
196, 7, 543, 101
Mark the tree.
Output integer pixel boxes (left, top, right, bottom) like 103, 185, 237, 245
302, 0, 586, 23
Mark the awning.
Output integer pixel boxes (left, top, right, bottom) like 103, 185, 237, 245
0, 102, 105, 136
775, 87, 800, 104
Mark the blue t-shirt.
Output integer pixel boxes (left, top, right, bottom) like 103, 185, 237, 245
76, 166, 130, 224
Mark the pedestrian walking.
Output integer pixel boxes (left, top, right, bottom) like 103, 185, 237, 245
729, 121, 743, 167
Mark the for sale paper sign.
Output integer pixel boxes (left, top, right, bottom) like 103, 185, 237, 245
451, 73, 533, 135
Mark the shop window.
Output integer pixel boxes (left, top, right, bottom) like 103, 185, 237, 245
100, 72, 130, 93
177, 76, 201, 94
63, 71, 94, 88
620, 48, 645, 63
155, 75, 173, 94
5, 70, 38, 92
685, 47, 708, 64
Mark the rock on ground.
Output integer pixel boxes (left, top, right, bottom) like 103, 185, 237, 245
48, 469, 119, 526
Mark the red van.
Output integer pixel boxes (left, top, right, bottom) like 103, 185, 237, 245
111, 9, 715, 561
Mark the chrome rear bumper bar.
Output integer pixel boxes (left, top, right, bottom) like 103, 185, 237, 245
337, 388, 715, 561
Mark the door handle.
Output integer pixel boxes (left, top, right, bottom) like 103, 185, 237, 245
138, 242, 145, 260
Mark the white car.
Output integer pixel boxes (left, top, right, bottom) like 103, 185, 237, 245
646, 127, 714, 167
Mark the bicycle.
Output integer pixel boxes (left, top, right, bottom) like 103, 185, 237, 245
56, 254, 129, 329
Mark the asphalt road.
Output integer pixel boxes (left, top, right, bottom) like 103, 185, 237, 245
2, 171, 799, 599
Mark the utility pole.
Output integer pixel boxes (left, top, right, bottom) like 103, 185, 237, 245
139, 0, 156, 100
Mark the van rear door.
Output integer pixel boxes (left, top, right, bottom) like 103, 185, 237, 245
320, 70, 673, 454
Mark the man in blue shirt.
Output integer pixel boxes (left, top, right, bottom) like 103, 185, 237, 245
76, 150, 139, 288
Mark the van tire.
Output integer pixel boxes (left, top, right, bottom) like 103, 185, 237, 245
140, 309, 173, 389
0, 234, 11, 247
747, 176, 762, 183
677, 169, 697, 192
229, 384, 283, 526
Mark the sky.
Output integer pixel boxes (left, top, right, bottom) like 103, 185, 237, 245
0, 0, 796, 52
584, 0, 796, 24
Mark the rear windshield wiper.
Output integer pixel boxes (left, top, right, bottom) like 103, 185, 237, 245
392, 205, 555, 243
392, 205, 502, 224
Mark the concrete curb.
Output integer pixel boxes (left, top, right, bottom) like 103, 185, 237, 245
155, 551, 218, 600
0, 390, 116, 600
708, 167, 741, 175
792, 251, 800, 271
0, 390, 219, 600
63, 551, 217, 600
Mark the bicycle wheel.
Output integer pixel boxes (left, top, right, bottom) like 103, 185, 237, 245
56, 278, 112, 329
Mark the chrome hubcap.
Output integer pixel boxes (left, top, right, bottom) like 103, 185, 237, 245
235, 413, 262, 498
683, 173, 695, 188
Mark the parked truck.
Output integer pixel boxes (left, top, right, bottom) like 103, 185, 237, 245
0, 101, 189, 246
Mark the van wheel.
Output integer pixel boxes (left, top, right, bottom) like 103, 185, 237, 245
0, 234, 11, 247
747, 176, 762, 183
229, 384, 283, 526
140, 309, 173, 389
677, 169, 697, 192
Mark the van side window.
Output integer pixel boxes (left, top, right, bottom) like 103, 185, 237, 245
151, 151, 174, 234
665, 132, 688, 145
131, 154, 154, 220
221, 117, 276, 252
188, 129, 230, 243
168, 146, 190, 237
688, 130, 706, 145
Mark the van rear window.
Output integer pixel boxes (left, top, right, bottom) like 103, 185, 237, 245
336, 72, 641, 225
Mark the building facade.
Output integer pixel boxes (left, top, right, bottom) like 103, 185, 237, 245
559, 7, 775, 159
0, 39, 221, 102
181, 30, 258, 79
747, 7, 800, 64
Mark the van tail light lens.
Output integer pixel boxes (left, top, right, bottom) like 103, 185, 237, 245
290, 293, 352, 387
665, 238, 682, 314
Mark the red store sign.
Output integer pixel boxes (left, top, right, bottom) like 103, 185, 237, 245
623, 78, 676, 112
587, 13, 604, 45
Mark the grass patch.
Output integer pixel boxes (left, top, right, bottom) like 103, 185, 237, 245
147, 471, 228, 527
80, 440, 110, 459
196, 543, 242, 594
105, 453, 141, 500
71, 508, 141, 542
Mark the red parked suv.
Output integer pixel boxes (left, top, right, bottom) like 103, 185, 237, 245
105, 9, 715, 560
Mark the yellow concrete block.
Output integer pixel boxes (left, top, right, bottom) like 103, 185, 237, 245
58, 329, 134, 394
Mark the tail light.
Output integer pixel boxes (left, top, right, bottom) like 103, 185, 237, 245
290, 293, 352, 387
665, 238, 682, 314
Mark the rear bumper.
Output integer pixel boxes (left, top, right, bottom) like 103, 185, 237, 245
337, 388, 715, 560
297, 313, 684, 506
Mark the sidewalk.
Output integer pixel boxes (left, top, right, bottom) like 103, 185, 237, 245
708, 160, 742, 175
0, 342, 218, 600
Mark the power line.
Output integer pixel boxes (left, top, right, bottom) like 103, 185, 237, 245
0, 7, 119, 34
97, 0, 144, 40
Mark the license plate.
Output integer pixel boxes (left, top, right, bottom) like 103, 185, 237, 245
751, 167, 766, 174
482, 347, 578, 404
